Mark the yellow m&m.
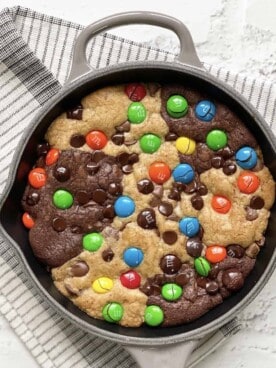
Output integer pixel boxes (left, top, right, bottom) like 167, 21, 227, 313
92, 277, 114, 294
176, 137, 196, 155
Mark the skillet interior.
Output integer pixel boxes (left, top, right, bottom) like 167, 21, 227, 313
1, 64, 276, 341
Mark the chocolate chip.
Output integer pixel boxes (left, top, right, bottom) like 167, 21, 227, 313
245, 207, 258, 221
167, 214, 180, 222
122, 164, 133, 174
124, 139, 137, 146
128, 153, 139, 164
168, 188, 181, 201
186, 238, 203, 257
250, 196, 264, 209
165, 132, 178, 141
86, 162, 99, 175
153, 185, 163, 198
147, 83, 161, 96
227, 244, 245, 258
53, 166, 71, 182
197, 183, 208, 196
111, 133, 124, 145
103, 205, 115, 219
162, 231, 178, 245
92, 150, 105, 163
158, 202, 173, 216
196, 277, 207, 289
92, 189, 107, 204
175, 272, 190, 286
245, 243, 260, 258
37, 143, 50, 157
173, 182, 185, 192
217, 146, 234, 159
26, 192, 40, 206
75, 190, 90, 205
197, 143, 212, 162
102, 163, 112, 174
160, 254, 182, 274
117, 152, 130, 166
222, 268, 244, 291
256, 236, 265, 247
183, 180, 197, 194
137, 179, 154, 194
223, 160, 237, 175
140, 282, 153, 296
191, 195, 204, 210
206, 281, 219, 294
70, 261, 89, 277
102, 248, 114, 262
71, 225, 83, 234
52, 217, 67, 232
64, 283, 81, 296
66, 104, 83, 120
108, 182, 122, 195
149, 196, 161, 207
70, 134, 85, 148
211, 156, 224, 168
115, 121, 130, 133
137, 208, 156, 229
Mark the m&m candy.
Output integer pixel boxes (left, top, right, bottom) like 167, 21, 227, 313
176, 137, 196, 155
28, 168, 47, 188
195, 100, 216, 122
22, 212, 35, 229
92, 277, 114, 293
125, 83, 146, 101
166, 95, 188, 118
161, 283, 183, 301
237, 171, 260, 194
206, 130, 228, 151
53, 189, 74, 209
86, 130, 108, 150
127, 102, 147, 124
235, 146, 257, 169
120, 270, 141, 289
45, 148, 60, 166
179, 217, 200, 237
139, 134, 161, 153
123, 247, 144, 267
149, 162, 171, 184
205, 245, 227, 263
83, 232, 103, 251
211, 195, 231, 214
144, 305, 164, 326
114, 196, 135, 217
194, 257, 211, 277
102, 302, 124, 323
172, 163, 195, 184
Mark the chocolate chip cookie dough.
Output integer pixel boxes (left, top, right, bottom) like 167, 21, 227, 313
22, 82, 275, 327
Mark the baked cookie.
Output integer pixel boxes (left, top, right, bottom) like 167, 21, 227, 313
22, 82, 275, 327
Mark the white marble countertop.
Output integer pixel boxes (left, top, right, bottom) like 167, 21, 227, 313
0, 0, 276, 367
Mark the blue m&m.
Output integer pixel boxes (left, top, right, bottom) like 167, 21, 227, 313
172, 164, 195, 184
114, 196, 135, 217
235, 146, 257, 169
195, 100, 216, 122
123, 247, 144, 267
179, 217, 200, 237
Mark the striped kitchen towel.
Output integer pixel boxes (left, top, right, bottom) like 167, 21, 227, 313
0, 6, 275, 368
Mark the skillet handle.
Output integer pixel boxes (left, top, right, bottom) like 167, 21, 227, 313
124, 340, 198, 368
67, 11, 203, 83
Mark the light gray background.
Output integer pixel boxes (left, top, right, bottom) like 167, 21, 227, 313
0, 0, 275, 367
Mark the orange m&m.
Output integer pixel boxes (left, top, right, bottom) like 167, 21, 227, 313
28, 168, 46, 188
22, 212, 35, 229
45, 148, 60, 166
206, 245, 227, 263
149, 162, 171, 184
237, 171, 260, 194
86, 130, 108, 150
211, 195, 231, 214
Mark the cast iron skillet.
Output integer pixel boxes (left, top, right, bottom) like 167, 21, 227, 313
0, 12, 276, 368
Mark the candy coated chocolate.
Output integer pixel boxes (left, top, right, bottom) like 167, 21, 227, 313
139, 134, 161, 153
237, 171, 260, 194
82, 232, 103, 252
123, 247, 144, 267
235, 146, 257, 169
195, 100, 216, 122
144, 305, 164, 326
102, 302, 124, 323
92, 277, 113, 293
176, 137, 196, 155
86, 130, 108, 150
179, 217, 200, 237
166, 95, 188, 118
172, 163, 195, 184
53, 189, 73, 209
120, 270, 141, 289
28, 168, 46, 188
127, 102, 147, 124
160, 254, 182, 274
161, 283, 183, 301
194, 257, 211, 277
137, 208, 156, 229
186, 238, 203, 257
206, 130, 228, 151
227, 244, 245, 258
125, 83, 146, 101
149, 162, 171, 184
114, 196, 135, 217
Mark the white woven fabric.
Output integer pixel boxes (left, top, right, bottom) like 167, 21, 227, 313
0, 6, 275, 368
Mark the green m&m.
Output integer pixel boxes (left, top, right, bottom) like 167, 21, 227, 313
139, 133, 161, 153
53, 189, 73, 209
144, 305, 164, 326
194, 257, 211, 277
127, 102, 147, 124
166, 95, 188, 118
161, 283, 183, 301
206, 129, 228, 151
102, 302, 124, 323
83, 232, 103, 252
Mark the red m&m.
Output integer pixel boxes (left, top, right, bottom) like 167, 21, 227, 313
28, 168, 47, 188
45, 148, 60, 166
211, 195, 231, 214
125, 83, 146, 101
22, 212, 35, 229
237, 171, 260, 194
149, 162, 171, 184
120, 270, 141, 289
86, 130, 108, 150
205, 245, 227, 263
